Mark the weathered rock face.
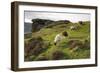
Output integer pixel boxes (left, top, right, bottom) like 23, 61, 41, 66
31, 18, 70, 32
31, 19, 54, 32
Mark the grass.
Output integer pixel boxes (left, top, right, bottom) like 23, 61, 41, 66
24, 21, 90, 61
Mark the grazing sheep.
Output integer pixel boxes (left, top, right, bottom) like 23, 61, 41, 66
70, 25, 80, 30
70, 26, 76, 30
54, 31, 68, 45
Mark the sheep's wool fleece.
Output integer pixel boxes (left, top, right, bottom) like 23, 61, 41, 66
54, 34, 65, 43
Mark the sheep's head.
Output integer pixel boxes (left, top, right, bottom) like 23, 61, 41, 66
62, 31, 68, 37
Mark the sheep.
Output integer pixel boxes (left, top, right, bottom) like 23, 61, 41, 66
70, 25, 80, 30
70, 26, 75, 30
54, 31, 68, 45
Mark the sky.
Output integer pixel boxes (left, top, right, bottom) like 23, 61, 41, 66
24, 11, 90, 23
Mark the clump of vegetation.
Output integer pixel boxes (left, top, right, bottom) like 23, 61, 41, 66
49, 50, 65, 60
24, 36, 50, 61
82, 39, 90, 49
67, 40, 83, 50
67, 39, 90, 51
25, 55, 36, 61
35, 54, 48, 61
24, 33, 32, 39
31, 45, 44, 56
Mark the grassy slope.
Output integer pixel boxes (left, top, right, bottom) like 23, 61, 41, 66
25, 21, 90, 60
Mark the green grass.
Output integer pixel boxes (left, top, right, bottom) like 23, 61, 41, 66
24, 21, 90, 61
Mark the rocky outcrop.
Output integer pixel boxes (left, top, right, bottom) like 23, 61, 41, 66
31, 18, 70, 32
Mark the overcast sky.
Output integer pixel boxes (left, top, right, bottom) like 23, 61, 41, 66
24, 11, 90, 23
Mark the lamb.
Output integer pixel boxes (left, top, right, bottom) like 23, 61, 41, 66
54, 31, 68, 45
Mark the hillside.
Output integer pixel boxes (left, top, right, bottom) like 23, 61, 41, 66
24, 19, 90, 61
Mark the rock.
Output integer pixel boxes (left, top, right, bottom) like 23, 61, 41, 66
31, 18, 70, 32
31, 19, 54, 32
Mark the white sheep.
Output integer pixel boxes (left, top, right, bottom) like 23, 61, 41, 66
70, 25, 80, 30
70, 26, 76, 30
54, 31, 68, 45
